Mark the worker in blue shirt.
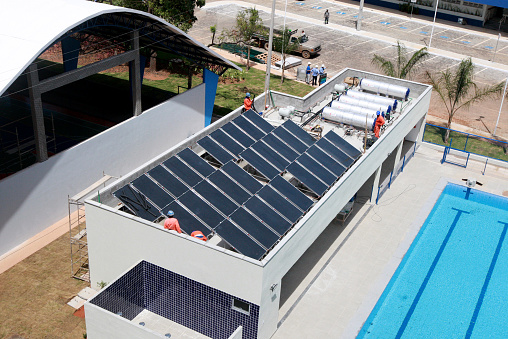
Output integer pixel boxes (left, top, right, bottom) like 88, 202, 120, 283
311, 64, 319, 86
305, 62, 311, 84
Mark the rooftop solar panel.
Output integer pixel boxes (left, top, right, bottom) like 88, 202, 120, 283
194, 180, 238, 216
113, 185, 161, 222
177, 148, 215, 177
269, 175, 314, 212
221, 122, 256, 148
233, 115, 265, 141
230, 208, 279, 249
197, 136, 235, 165
324, 131, 362, 159
315, 138, 354, 168
148, 166, 188, 198
210, 129, 245, 157
179, 191, 224, 229
164, 201, 212, 236
244, 196, 291, 236
251, 141, 289, 171
131, 175, 174, 210
240, 148, 280, 180
208, 170, 251, 205
306, 145, 346, 177
273, 126, 308, 154
296, 153, 336, 186
163, 157, 202, 187
286, 162, 328, 196
221, 161, 263, 194
258, 185, 303, 223
214, 220, 266, 260
282, 120, 316, 146
262, 133, 299, 162
243, 109, 274, 134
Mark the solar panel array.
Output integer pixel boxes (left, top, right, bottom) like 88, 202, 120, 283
113, 110, 361, 260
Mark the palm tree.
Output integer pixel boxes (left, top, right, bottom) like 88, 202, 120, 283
371, 41, 429, 80
426, 58, 504, 143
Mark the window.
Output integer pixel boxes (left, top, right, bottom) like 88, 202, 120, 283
442, 0, 460, 4
463, 1, 483, 8
232, 298, 250, 315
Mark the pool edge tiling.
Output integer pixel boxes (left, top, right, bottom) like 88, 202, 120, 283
358, 182, 508, 339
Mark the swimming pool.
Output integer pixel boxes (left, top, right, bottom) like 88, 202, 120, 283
358, 183, 508, 339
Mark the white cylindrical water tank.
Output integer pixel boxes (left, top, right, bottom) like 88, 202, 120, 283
279, 107, 291, 118
334, 84, 347, 93
322, 107, 376, 129
337, 95, 391, 113
330, 101, 379, 117
359, 78, 410, 100
345, 90, 398, 110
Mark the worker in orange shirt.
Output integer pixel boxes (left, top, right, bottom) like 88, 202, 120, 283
164, 210, 182, 233
191, 230, 207, 242
373, 111, 385, 138
243, 92, 253, 112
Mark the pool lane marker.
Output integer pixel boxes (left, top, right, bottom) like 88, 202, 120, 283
465, 221, 508, 339
395, 207, 469, 339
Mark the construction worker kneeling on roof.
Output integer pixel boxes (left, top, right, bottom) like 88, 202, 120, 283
164, 210, 182, 233
191, 231, 207, 242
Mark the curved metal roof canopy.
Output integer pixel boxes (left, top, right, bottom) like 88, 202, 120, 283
0, 0, 240, 97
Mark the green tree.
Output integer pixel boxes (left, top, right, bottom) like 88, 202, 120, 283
113, 0, 205, 32
272, 27, 300, 84
222, 8, 264, 71
426, 58, 504, 143
208, 25, 217, 47
372, 41, 429, 80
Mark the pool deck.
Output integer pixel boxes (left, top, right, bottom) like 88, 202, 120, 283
273, 143, 508, 339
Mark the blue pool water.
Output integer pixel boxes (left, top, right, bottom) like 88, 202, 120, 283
358, 183, 508, 339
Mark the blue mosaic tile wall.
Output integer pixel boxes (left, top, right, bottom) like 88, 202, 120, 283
89, 261, 144, 320
142, 261, 259, 339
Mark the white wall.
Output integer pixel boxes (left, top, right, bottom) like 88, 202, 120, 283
86, 201, 265, 304
0, 85, 206, 256
85, 303, 164, 339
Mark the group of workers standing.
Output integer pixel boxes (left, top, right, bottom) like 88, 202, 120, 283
306, 62, 326, 86
164, 210, 207, 241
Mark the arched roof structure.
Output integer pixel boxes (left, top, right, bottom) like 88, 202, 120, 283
0, 0, 239, 97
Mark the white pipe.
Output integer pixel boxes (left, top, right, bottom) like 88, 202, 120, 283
428, 0, 439, 49
493, 78, 508, 136
357, 0, 365, 31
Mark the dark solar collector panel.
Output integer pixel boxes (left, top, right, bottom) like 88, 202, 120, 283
230, 208, 280, 249
324, 131, 362, 159
243, 109, 274, 134
194, 180, 238, 216
148, 166, 188, 198
179, 191, 224, 229
197, 136, 235, 165
210, 129, 245, 157
214, 220, 266, 260
163, 157, 202, 187
131, 175, 174, 210
257, 185, 303, 223
208, 170, 252, 205
177, 148, 215, 177
306, 145, 346, 177
269, 175, 314, 212
251, 141, 289, 171
164, 201, 212, 236
113, 185, 161, 222
286, 162, 328, 196
273, 126, 308, 154
282, 120, 316, 146
221, 161, 263, 194
262, 133, 299, 162
221, 122, 256, 148
233, 115, 266, 140
240, 148, 280, 180
296, 153, 336, 186
316, 138, 354, 168
244, 196, 291, 236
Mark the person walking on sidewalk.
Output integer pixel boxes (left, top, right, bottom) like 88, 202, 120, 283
324, 9, 329, 24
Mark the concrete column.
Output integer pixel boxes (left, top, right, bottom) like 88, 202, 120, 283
61, 37, 80, 72
416, 116, 427, 145
27, 64, 48, 162
393, 140, 404, 172
129, 30, 142, 116
370, 165, 382, 203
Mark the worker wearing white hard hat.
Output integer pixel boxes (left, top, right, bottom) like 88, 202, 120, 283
305, 62, 312, 84
311, 65, 319, 86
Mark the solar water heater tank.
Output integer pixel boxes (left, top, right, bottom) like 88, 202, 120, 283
345, 90, 398, 110
322, 107, 376, 129
330, 100, 380, 117
359, 78, 410, 100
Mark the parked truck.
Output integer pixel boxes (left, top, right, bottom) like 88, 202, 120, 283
251, 28, 321, 59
